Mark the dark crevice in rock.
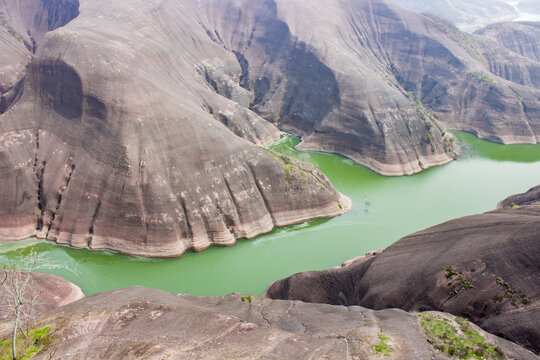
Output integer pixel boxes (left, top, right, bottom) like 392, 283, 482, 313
223, 175, 243, 225
247, 164, 275, 224
178, 195, 194, 240
88, 199, 101, 247
204, 70, 219, 92
46, 163, 75, 239
0, 75, 26, 115
233, 50, 250, 90
36, 161, 46, 231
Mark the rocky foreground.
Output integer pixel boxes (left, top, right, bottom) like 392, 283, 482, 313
0, 284, 537, 360
266, 186, 540, 353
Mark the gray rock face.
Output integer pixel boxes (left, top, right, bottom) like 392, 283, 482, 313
266, 192, 540, 353
1, 0, 540, 256
475, 22, 540, 62
21, 286, 537, 359
0, 0, 79, 113
498, 185, 540, 208
0, 0, 348, 257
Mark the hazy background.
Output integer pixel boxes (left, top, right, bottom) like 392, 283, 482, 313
391, 0, 540, 32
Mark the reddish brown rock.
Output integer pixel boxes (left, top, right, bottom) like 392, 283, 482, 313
1, 0, 540, 257
22, 286, 538, 359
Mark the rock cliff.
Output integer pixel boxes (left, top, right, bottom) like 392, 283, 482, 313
1, 0, 540, 256
4, 285, 537, 359
0, 0, 350, 257
266, 188, 540, 353
475, 22, 540, 62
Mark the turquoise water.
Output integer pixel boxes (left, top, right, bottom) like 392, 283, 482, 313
1, 132, 539, 296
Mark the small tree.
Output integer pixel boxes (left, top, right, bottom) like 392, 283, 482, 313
1, 250, 39, 360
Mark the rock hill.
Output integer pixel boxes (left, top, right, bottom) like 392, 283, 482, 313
1, 0, 539, 256
266, 186, 540, 353
1, 284, 537, 359
475, 21, 540, 62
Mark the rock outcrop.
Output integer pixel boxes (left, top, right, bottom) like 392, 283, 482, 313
8, 286, 536, 359
498, 185, 540, 208
266, 189, 540, 353
0, 0, 350, 257
475, 22, 540, 62
1, 0, 540, 256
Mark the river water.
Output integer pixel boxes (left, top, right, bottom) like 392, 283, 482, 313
1, 132, 539, 296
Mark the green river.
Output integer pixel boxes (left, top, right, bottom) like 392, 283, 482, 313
1, 132, 539, 296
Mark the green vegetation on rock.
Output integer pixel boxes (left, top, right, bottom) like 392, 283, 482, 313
0, 326, 52, 360
471, 72, 494, 83
373, 333, 392, 356
510, 87, 522, 100
419, 313, 504, 360
0, 16, 23, 43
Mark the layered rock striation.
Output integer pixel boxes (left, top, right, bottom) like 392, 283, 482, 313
0, 0, 349, 257
266, 187, 540, 353
9, 285, 537, 359
1, 0, 540, 256
475, 22, 540, 62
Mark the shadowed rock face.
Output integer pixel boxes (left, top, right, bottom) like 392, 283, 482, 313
475, 22, 540, 62
1, 0, 540, 255
0, 0, 79, 114
16, 286, 537, 359
266, 189, 540, 353
0, 0, 348, 257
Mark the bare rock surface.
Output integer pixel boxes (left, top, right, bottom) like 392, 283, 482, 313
14, 286, 535, 360
0, 0, 350, 257
1, 0, 540, 256
266, 192, 540, 353
499, 185, 540, 208
475, 22, 540, 62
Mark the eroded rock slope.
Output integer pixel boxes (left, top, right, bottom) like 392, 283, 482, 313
0, 0, 349, 257
1, 0, 540, 256
7, 285, 536, 359
266, 187, 540, 353
475, 22, 540, 62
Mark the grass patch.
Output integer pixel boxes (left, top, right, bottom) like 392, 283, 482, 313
419, 313, 504, 359
0, 16, 23, 43
373, 333, 392, 356
471, 72, 494, 83
0, 326, 52, 360
445, 266, 457, 279
509, 87, 522, 100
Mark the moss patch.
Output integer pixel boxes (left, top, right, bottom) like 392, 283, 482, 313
471, 72, 494, 83
373, 333, 392, 356
419, 313, 504, 359
0, 326, 52, 360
